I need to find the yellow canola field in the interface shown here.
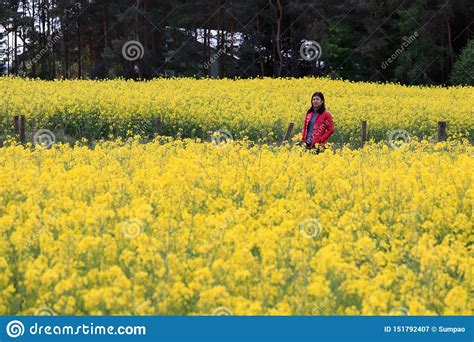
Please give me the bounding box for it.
[0,138,473,315]
[1,77,473,143]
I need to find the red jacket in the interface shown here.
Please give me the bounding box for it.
[301,109,334,147]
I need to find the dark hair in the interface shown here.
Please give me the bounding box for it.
[308,92,326,113]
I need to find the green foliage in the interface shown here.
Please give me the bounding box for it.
[450,40,474,86]
[0,0,472,84]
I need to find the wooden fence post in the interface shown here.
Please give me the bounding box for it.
[437,121,447,142]
[14,116,19,137]
[13,115,26,143]
[154,118,161,136]
[281,122,294,145]
[361,120,367,148]
[19,115,26,143]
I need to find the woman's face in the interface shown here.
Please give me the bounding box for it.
[312,96,323,108]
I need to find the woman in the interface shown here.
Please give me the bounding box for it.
[300,92,334,152]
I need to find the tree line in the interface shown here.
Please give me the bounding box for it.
[1,0,473,85]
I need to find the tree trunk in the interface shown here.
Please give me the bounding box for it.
[14,25,17,75]
[207,28,211,76]
[217,1,223,78]
[275,0,283,77]
[6,24,10,76]
[90,34,94,77]
[446,17,453,71]
[64,12,69,79]
[257,15,265,77]
[78,17,82,78]
[41,0,47,76]
[46,0,52,79]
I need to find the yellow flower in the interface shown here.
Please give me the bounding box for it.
[0,130,472,315]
